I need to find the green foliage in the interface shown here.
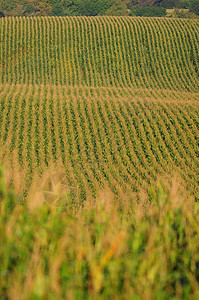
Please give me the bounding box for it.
[0,168,199,298]
[178,0,190,8]
[51,2,65,16]
[31,0,52,16]
[22,3,35,15]
[0,0,16,11]
[50,0,113,16]
[76,0,112,16]
[0,0,52,16]
[0,0,23,16]
[171,7,199,18]
[0,0,197,16]
[154,0,180,8]
[127,0,156,7]
[50,0,79,16]
[138,0,155,6]
[190,0,199,15]
[130,5,166,15]
[105,0,130,15]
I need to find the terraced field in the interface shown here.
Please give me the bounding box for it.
[0,17,198,202]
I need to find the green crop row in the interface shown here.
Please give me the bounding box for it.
[0,17,198,91]
[0,85,198,202]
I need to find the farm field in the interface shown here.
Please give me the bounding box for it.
[0,17,199,90]
[0,16,198,202]
[0,16,199,298]
[0,84,198,203]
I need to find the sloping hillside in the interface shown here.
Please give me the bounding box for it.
[0,17,198,202]
[0,17,198,90]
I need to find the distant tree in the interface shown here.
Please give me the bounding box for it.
[130,4,166,15]
[178,0,190,8]
[0,0,52,16]
[0,0,16,12]
[105,0,130,15]
[138,0,155,6]
[0,11,5,17]
[127,0,155,7]
[190,0,199,15]
[0,0,25,16]
[51,2,65,16]
[154,0,180,8]
[76,0,112,16]
[50,0,80,16]
[155,0,199,13]
[126,0,138,8]
[22,3,35,15]
[0,0,15,15]
[24,0,52,16]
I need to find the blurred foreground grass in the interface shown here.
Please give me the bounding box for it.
[0,168,199,299]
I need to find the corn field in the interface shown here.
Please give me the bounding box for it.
[0,17,198,90]
[0,17,198,202]
[0,84,198,202]
[0,16,199,300]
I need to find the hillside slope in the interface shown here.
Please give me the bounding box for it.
[0,17,199,91]
[0,17,198,202]
[0,85,198,202]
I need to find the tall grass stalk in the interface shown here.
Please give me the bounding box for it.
[0,168,199,299]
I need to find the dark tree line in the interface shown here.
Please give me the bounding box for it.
[0,0,198,17]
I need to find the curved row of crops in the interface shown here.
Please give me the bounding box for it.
[0,17,199,91]
[0,84,198,202]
